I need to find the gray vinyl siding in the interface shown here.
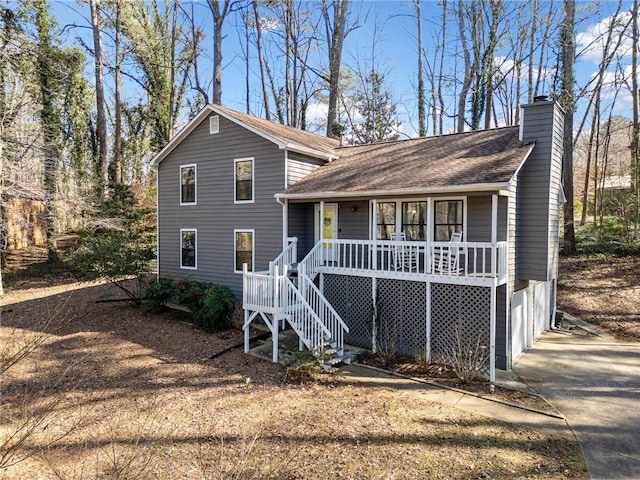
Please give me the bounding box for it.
[338,201,369,239]
[288,202,314,259]
[157,114,286,298]
[466,195,508,242]
[516,101,563,281]
[287,152,325,187]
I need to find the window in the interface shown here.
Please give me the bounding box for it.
[235,229,254,272]
[234,158,254,203]
[209,115,219,134]
[376,202,396,239]
[434,200,463,241]
[180,229,197,269]
[402,201,427,240]
[180,164,196,205]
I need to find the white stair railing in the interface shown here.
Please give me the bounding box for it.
[281,275,332,352]
[297,263,348,352]
[269,237,298,277]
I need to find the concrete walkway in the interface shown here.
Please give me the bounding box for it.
[513,316,640,480]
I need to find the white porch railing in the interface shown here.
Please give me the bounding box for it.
[269,236,298,276]
[300,239,508,283]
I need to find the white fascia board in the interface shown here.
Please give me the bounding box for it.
[275,182,510,201]
[284,144,338,162]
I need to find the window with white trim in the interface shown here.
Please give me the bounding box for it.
[234,158,254,203]
[234,229,254,272]
[209,115,219,134]
[402,201,427,240]
[180,229,197,269]
[180,164,196,205]
[376,202,396,239]
[434,200,464,241]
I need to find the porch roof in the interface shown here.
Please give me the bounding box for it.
[278,126,533,199]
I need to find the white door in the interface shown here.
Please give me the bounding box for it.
[315,203,338,262]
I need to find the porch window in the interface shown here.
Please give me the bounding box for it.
[235,158,254,203]
[376,202,396,239]
[434,200,463,241]
[235,229,254,272]
[402,201,427,240]
[180,229,197,269]
[180,164,196,205]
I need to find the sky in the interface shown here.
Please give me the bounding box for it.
[49,0,637,138]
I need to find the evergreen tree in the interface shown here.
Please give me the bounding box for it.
[352,71,400,145]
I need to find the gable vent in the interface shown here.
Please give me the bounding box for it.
[209,115,219,134]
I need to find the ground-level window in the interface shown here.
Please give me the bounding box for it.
[234,158,254,203]
[235,229,254,272]
[180,164,196,205]
[434,200,463,241]
[402,201,427,240]
[376,202,396,239]
[180,229,197,269]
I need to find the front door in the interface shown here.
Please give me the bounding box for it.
[315,203,338,262]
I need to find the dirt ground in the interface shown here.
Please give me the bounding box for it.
[0,248,590,479]
[557,255,640,341]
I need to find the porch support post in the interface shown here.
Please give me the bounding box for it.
[427,198,433,273]
[282,198,289,251]
[425,280,431,362]
[490,285,496,383]
[371,276,377,353]
[244,308,250,353]
[491,194,498,276]
[371,199,378,270]
[320,201,325,264]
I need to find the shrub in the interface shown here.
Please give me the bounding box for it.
[142,278,236,333]
[575,219,640,256]
[142,278,175,309]
[190,284,236,333]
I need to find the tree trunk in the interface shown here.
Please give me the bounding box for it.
[560,0,576,255]
[632,0,639,237]
[416,0,425,137]
[90,0,109,199]
[456,0,471,132]
[113,0,122,185]
[326,0,349,137]
[252,0,270,120]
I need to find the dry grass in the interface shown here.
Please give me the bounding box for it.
[558,255,640,341]
[0,279,588,480]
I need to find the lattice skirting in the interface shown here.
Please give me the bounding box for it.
[430,284,491,376]
[323,275,492,375]
[324,275,373,349]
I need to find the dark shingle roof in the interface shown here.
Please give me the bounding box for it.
[214,105,340,157]
[281,127,532,197]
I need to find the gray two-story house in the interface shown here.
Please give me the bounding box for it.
[152,99,564,381]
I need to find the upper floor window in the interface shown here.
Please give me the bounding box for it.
[180,164,196,205]
[434,200,463,241]
[180,229,197,269]
[234,158,254,203]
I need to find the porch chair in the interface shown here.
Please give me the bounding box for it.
[390,232,417,271]
[433,231,464,275]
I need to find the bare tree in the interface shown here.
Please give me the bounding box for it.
[324,0,349,136]
[632,0,639,237]
[208,0,242,104]
[90,0,109,199]
[560,0,576,255]
[415,0,425,137]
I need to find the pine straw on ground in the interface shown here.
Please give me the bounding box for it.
[1,281,587,480]
[558,255,640,341]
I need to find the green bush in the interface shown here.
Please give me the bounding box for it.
[575,219,640,256]
[142,278,175,309]
[142,278,236,333]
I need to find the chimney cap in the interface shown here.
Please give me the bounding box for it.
[533,95,549,103]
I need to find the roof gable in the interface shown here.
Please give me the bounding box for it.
[280,127,533,198]
[152,104,340,167]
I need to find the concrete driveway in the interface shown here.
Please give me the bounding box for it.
[513,316,640,480]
